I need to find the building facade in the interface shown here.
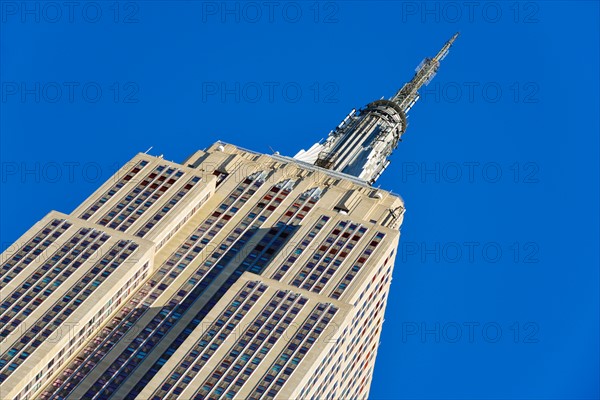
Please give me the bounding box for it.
[0,34,457,400]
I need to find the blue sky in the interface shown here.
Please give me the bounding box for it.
[1,1,598,399]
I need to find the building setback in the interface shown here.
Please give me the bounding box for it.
[0,34,457,400]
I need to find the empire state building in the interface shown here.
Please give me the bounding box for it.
[0,33,458,400]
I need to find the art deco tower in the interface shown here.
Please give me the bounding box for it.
[0,34,457,400]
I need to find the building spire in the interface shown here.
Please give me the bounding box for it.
[294,33,459,184]
[391,32,459,113]
[435,31,460,61]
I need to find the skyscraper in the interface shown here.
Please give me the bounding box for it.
[0,33,457,400]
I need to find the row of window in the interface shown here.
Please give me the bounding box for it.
[96,165,183,232]
[194,290,308,400]
[336,290,386,399]
[247,302,339,400]
[329,232,386,299]
[134,176,202,238]
[79,159,149,220]
[291,221,367,293]
[1,219,71,287]
[24,261,149,400]
[239,188,320,276]
[155,191,211,251]
[0,228,109,340]
[337,286,388,399]
[0,240,138,384]
[303,256,393,400]
[148,281,268,399]
[270,214,330,281]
